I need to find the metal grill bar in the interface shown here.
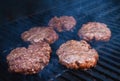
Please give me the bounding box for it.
[60,72,81,81]
[85,2,113,15]
[98,49,119,61]
[105,9,120,20]
[98,5,120,17]
[70,70,93,81]
[100,47,120,56]
[98,61,120,75]
[100,55,119,68]
[94,65,120,80]
[105,44,120,55]
[84,70,109,81]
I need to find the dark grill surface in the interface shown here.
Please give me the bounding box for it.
[0,0,120,81]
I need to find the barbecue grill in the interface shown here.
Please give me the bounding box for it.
[0,0,120,81]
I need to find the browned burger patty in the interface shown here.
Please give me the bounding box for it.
[48,16,76,32]
[57,40,98,69]
[78,22,111,41]
[7,42,52,74]
[21,27,58,44]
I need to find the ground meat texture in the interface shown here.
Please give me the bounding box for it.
[78,22,111,41]
[57,40,99,69]
[7,42,52,74]
[21,27,58,44]
[48,16,76,32]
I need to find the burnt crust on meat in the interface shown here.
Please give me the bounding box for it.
[7,42,52,74]
[57,40,99,69]
[78,22,111,41]
[21,27,59,44]
[48,16,76,32]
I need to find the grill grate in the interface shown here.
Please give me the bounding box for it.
[0,0,120,81]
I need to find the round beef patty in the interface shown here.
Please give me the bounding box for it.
[78,22,111,41]
[48,16,76,32]
[7,42,52,74]
[57,40,99,69]
[21,27,58,44]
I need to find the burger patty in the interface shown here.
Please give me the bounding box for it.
[57,40,99,69]
[48,16,76,32]
[78,22,111,41]
[21,27,58,44]
[7,42,52,74]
